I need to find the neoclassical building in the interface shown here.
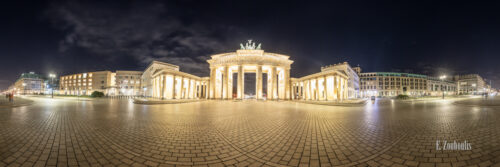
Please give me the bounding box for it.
[58,40,350,101]
[143,61,209,99]
[291,68,349,101]
[145,40,349,101]
[206,40,293,100]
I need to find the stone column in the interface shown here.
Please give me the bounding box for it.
[185,78,189,99]
[309,80,313,100]
[203,82,207,98]
[223,66,229,99]
[303,80,309,100]
[335,76,340,100]
[285,69,290,100]
[303,81,307,100]
[228,70,233,99]
[191,79,195,99]
[215,69,222,99]
[162,75,166,99]
[152,76,155,98]
[196,82,200,99]
[325,76,331,101]
[203,82,207,99]
[267,70,273,100]
[256,65,262,100]
[271,66,277,100]
[194,82,197,99]
[237,65,244,99]
[189,79,193,99]
[299,82,303,100]
[199,82,202,98]
[345,79,348,100]
[210,67,216,99]
[187,78,192,99]
[323,75,328,101]
[153,77,158,98]
[155,76,159,98]
[172,75,176,99]
[180,77,184,99]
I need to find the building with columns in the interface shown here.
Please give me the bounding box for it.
[203,40,350,101]
[206,40,293,100]
[291,69,349,101]
[56,40,352,101]
[320,62,360,99]
[143,61,209,99]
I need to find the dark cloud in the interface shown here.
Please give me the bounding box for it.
[1,0,500,91]
[46,1,231,76]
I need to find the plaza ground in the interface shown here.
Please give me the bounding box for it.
[0,97,500,166]
[0,96,33,108]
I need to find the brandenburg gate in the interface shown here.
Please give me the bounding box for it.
[207,40,293,100]
[148,40,349,101]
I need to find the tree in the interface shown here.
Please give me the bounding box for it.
[90,91,105,98]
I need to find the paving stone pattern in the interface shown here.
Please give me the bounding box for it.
[0,99,500,167]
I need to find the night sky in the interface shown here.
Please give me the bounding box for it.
[1,0,500,90]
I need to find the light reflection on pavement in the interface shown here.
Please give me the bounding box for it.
[0,97,499,166]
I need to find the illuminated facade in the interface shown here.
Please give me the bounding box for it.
[360,72,428,97]
[320,62,360,99]
[56,40,351,101]
[427,77,457,96]
[9,72,46,95]
[206,40,293,100]
[114,70,142,96]
[360,72,459,97]
[144,40,349,101]
[144,61,209,99]
[291,69,349,101]
[60,71,114,95]
[454,74,491,95]
[202,40,348,101]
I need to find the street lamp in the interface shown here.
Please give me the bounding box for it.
[49,74,56,98]
[22,83,26,95]
[439,75,446,99]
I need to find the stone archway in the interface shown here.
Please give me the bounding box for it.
[206,40,293,100]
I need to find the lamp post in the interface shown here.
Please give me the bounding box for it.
[439,75,446,99]
[22,83,26,95]
[49,74,56,98]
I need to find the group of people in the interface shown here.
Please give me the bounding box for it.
[5,93,14,102]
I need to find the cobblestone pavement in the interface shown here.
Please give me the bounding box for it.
[0,98,500,167]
